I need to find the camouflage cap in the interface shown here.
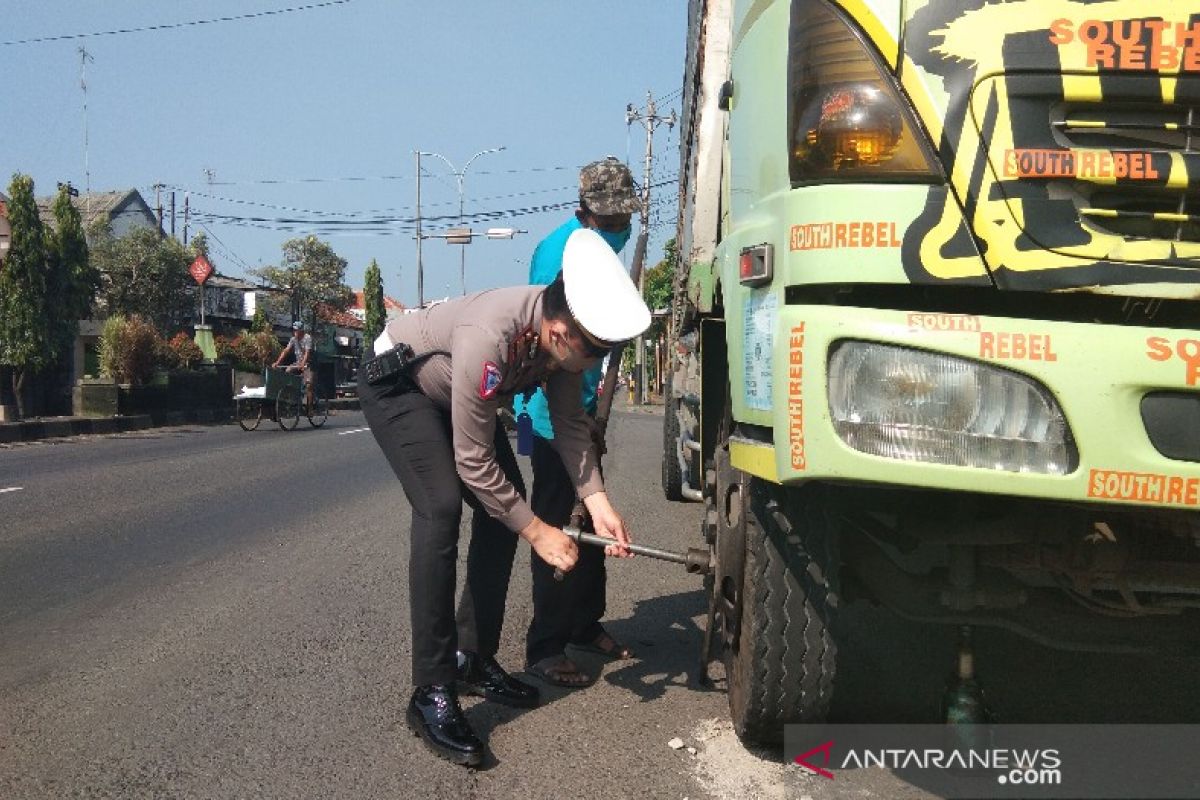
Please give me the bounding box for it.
[579,157,641,216]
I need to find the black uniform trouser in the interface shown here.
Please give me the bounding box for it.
[359,375,523,687]
[525,435,606,666]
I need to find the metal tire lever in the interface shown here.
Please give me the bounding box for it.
[553,526,713,581]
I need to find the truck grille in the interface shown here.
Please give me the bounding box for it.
[974,72,1200,268]
[1054,104,1200,243]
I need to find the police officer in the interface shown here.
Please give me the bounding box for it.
[358,229,650,767]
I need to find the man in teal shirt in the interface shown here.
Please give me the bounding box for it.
[517,157,640,686]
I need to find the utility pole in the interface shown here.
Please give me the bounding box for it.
[78,47,94,217]
[154,183,164,234]
[414,151,424,307]
[626,91,676,405]
[170,191,176,239]
[183,193,190,245]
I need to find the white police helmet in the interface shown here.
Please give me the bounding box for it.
[561,228,650,343]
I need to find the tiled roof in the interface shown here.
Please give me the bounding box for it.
[351,289,405,311]
[317,302,364,330]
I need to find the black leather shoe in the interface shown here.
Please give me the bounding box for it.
[457,651,540,708]
[406,684,484,767]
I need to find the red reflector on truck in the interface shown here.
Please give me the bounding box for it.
[739,244,773,286]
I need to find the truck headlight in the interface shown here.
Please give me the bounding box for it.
[828,341,1075,474]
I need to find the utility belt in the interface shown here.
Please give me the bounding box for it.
[362,329,445,391]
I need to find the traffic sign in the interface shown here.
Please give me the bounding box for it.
[189,255,213,285]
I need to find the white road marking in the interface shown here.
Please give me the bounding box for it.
[338,427,371,436]
[1,486,24,494]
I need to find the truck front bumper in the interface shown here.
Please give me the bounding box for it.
[735,304,1200,511]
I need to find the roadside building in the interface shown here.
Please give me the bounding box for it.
[36,188,160,237]
[347,289,406,324]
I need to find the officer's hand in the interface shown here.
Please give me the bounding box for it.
[582,492,632,558]
[522,519,579,572]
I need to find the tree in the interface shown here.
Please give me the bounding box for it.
[252,235,353,328]
[46,184,98,362]
[642,237,676,336]
[620,238,677,377]
[363,258,385,349]
[250,306,272,334]
[189,231,209,258]
[643,249,674,311]
[91,225,193,331]
[0,174,51,418]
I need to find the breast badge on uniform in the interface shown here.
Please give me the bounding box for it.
[479,361,503,400]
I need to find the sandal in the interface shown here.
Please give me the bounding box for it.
[571,631,635,660]
[526,655,593,688]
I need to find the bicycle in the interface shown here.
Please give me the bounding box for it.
[235,367,305,431]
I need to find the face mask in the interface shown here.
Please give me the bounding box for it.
[597,225,632,253]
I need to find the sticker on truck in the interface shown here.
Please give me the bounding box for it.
[788,323,807,471]
[743,292,778,411]
[1088,469,1200,507]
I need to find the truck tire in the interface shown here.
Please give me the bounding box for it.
[726,478,838,744]
[661,374,684,501]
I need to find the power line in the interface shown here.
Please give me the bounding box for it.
[195,221,252,273]
[205,164,582,187]
[212,174,408,187]
[655,86,684,105]
[155,181,588,219]
[2,0,354,46]
[188,199,580,232]
[186,178,678,232]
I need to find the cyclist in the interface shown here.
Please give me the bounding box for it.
[273,320,314,413]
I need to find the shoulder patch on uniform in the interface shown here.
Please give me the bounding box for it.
[479,361,503,400]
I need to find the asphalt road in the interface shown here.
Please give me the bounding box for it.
[3,403,1200,799]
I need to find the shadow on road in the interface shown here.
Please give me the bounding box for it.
[592,589,723,703]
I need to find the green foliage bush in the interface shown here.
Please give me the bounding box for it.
[216,331,281,373]
[163,332,205,370]
[99,314,162,385]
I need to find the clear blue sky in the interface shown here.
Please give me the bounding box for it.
[0,0,687,306]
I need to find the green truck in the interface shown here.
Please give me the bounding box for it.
[665,0,1200,744]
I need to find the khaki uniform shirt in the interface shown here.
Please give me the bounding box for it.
[380,285,603,532]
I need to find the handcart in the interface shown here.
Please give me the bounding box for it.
[235,367,328,431]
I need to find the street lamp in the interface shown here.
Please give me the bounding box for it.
[422,227,527,242]
[415,146,506,299]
